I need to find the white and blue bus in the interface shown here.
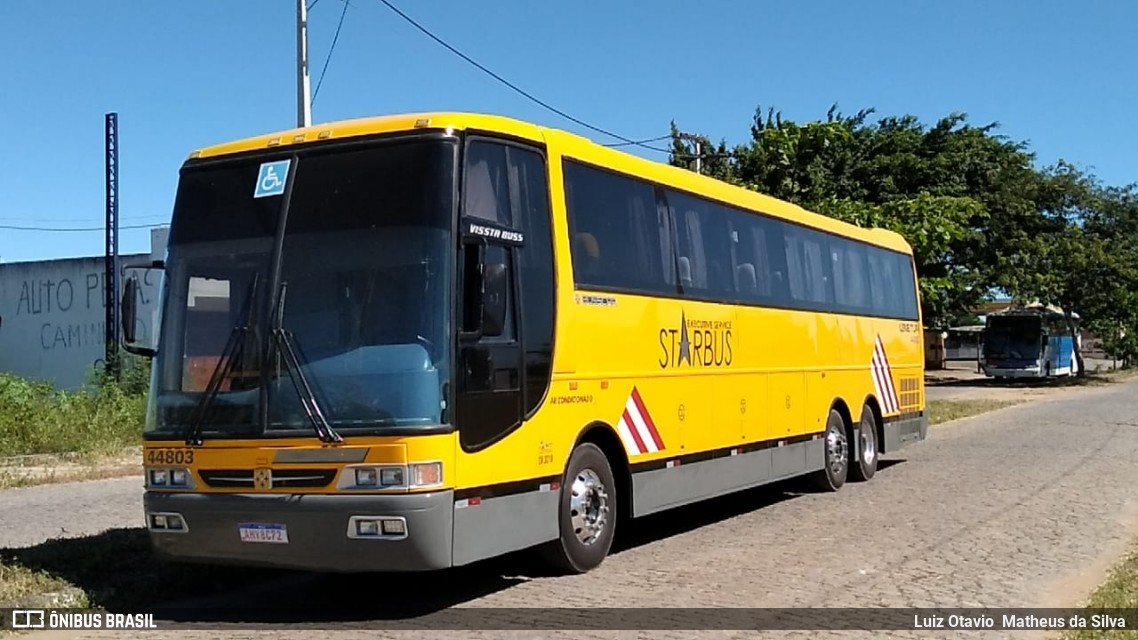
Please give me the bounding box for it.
[982,307,1077,379]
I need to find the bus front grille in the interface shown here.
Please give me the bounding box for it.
[199,469,337,489]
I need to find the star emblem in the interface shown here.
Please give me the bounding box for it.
[678,310,691,366]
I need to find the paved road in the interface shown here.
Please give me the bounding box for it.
[6,380,1138,639]
[0,476,142,547]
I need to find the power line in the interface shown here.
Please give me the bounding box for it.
[0,223,157,233]
[0,215,168,223]
[312,0,351,103]
[604,134,673,148]
[373,0,671,154]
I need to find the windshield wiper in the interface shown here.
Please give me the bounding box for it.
[270,282,343,444]
[184,274,261,446]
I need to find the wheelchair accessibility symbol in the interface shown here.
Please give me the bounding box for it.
[254,160,291,198]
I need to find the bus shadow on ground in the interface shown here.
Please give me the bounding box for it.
[1,460,906,625]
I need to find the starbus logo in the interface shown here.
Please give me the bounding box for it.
[657,311,733,369]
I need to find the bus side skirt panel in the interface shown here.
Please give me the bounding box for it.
[630,438,824,518]
[882,412,928,453]
[451,489,559,566]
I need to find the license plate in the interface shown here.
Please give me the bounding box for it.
[238,523,289,544]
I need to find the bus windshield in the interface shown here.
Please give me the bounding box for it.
[149,139,456,438]
[984,316,1043,361]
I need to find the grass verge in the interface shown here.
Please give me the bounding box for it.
[927,398,1021,425]
[0,528,282,612]
[0,371,147,459]
[1061,543,1138,639]
[1069,367,1138,386]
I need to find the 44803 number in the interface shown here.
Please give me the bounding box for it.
[147,448,195,465]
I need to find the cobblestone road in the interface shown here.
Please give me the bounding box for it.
[7,380,1138,640]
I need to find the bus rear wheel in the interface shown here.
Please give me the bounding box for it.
[811,409,849,492]
[849,403,878,482]
[539,443,617,574]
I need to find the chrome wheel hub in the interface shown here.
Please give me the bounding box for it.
[861,421,876,465]
[827,423,848,476]
[569,468,609,545]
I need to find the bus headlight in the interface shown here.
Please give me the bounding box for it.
[347,516,408,539]
[355,467,378,486]
[148,512,188,533]
[340,463,443,490]
[147,468,194,489]
[379,467,404,487]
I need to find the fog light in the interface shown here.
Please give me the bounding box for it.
[149,469,168,486]
[381,518,406,536]
[170,469,188,486]
[166,514,184,530]
[355,468,377,486]
[356,519,380,536]
[151,514,167,529]
[379,467,404,487]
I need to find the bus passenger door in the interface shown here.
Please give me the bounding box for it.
[456,242,522,451]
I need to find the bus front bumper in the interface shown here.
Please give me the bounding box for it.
[144,490,454,572]
[984,366,1041,378]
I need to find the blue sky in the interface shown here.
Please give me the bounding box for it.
[2,0,1135,263]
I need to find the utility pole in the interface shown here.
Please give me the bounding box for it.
[296,0,312,127]
[676,132,703,174]
[104,112,120,379]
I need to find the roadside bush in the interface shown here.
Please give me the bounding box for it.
[0,364,148,459]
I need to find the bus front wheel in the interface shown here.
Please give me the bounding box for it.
[811,409,849,492]
[540,443,617,573]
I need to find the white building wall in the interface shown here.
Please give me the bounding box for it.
[0,230,166,389]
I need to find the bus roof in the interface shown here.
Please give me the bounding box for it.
[191,111,913,255]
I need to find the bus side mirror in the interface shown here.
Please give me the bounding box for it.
[482,262,507,338]
[121,275,139,344]
[120,261,161,358]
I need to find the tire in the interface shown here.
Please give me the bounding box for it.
[811,409,849,492]
[849,404,878,482]
[539,443,617,574]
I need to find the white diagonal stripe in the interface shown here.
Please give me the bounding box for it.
[873,337,899,413]
[616,415,641,454]
[876,336,901,412]
[870,348,890,412]
[626,396,660,453]
[871,337,897,413]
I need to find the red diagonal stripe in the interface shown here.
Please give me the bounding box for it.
[622,408,647,454]
[876,337,900,411]
[870,337,897,413]
[630,387,665,450]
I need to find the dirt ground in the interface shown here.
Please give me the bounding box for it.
[0,448,141,488]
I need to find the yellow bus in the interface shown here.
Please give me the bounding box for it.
[122,112,926,574]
